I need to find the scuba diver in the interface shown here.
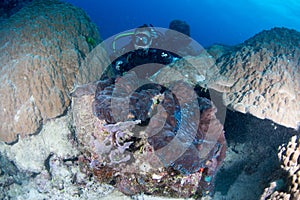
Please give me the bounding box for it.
[102,24,181,79]
[101,20,199,80]
[94,22,222,198]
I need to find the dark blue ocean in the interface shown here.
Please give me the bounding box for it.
[63,0,300,47]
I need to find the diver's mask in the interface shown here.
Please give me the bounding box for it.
[134,33,152,49]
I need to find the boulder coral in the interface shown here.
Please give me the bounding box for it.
[152,27,300,130]
[212,27,300,130]
[0,0,104,143]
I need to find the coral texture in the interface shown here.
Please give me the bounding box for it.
[72,72,226,198]
[261,135,300,200]
[152,27,300,130]
[0,0,102,143]
[212,27,300,129]
[0,152,116,200]
[0,116,78,173]
[150,52,219,90]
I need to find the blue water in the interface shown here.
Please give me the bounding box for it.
[63,0,300,47]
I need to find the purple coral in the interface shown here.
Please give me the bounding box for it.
[90,120,140,165]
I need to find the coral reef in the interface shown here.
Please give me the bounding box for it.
[0,152,116,199]
[152,27,300,130]
[261,135,300,200]
[150,51,219,90]
[72,71,226,198]
[1,3,299,198]
[212,27,300,129]
[0,0,102,143]
[0,116,78,173]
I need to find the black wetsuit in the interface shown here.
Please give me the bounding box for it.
[102,48,180,79]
